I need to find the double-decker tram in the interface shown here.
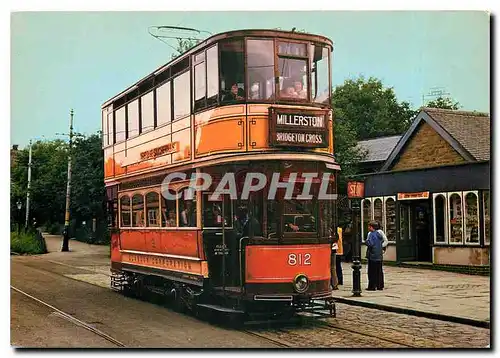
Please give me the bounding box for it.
[102,29,339,323]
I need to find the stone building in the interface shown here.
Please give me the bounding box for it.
[355,108,490,268]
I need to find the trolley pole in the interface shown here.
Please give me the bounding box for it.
[25,139,32,229]
[351,199,362,297]
[61,109,74,252]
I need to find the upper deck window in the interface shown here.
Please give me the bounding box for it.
[115,106,126,143]
[220,40,244,103]
[141,91,154,133]
[127,99,140,138]
[174,72,190,120]
[310,45,330,104]
[156,81,171,127]
[193,44,219,112]
[277,41,308,101]
[247,39,275,101]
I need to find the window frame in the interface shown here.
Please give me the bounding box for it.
[383,196,396,243]
[202,192,233,230]
[463,190,480,245]
[119,194,132,228]
[432,192,448,245]
[127,99,140,139]
[245,37,277,103]
[145,191,160,227]
[483,190,490,246]
[155,80,172,129]
[275,39,311,103]
[361,198,372,242]
[140,90,155,134]
[447,191,464,245]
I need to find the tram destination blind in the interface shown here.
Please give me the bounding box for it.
[269,108,329,148]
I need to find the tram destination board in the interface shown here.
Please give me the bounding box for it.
[269,107,329,148]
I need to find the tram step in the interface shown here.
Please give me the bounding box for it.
[196,303,245,314]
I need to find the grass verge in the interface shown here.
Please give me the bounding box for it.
[11,230,48,255]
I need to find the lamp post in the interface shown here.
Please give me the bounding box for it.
[351,199,362,297]
[347,181,364,297]
[16,200,22,235]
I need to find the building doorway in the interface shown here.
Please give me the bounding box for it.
[397,199,432,262]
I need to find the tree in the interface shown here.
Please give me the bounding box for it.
[332,76,417,189]
[11,140,68,227]
[426,96,461,110]
[333,77,417,141]
[171,38,199,60]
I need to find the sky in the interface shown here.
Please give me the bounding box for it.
[10,11,490,147]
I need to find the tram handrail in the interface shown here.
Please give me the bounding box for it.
[239,236,249,291]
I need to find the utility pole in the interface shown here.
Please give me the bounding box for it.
[25,139,32,228]
[61,109,74,252]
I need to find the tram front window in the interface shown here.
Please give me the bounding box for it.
[283,199,317,233]
[219,40,245,103]
[247,39,275,100]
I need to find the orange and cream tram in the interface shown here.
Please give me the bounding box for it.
[102,29,339,322]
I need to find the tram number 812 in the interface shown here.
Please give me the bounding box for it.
[288,253,312,266]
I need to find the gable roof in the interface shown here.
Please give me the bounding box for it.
[357,135,402,163]
[423,108,491,161]
[381,108,490,171]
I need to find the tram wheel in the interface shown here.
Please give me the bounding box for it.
[171,287,186,313]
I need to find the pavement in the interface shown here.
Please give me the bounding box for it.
[32,235,492,326]
[333,261,490,326]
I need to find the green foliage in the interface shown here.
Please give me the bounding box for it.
[11,229,47,255]
[426,96,461,110]
[333,77,417,141]
[171,38,199,60]
[10,133,107,238]
[332,76,417,188]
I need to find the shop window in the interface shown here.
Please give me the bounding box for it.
[247,39,274,101]
[127,99,139,138]
[179,188,197,228]
[120,195,131,227]
[448,192,463,244]
[220,40,245,103]
[132,194,145,227]
[115,106,126,142]
[202,193,232,228]
[141,91,154,133]
[310,45,330,103]
[373,198,383,226]
[156,81,171,126]
[361,198,372,242]
[161,194,177,227]
[173,72,190,120]
[384,197,396,242]
[483,190,490,245]
[145,192,160,227]
[464,191,479,244]
[400,205,410,241]
[433,193,447,244]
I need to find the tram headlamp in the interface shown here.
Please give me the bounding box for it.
[293,274,309,293]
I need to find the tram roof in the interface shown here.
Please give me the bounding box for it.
[101,28,333,108]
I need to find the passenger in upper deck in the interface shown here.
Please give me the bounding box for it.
[223,83,245,102]
[293,80,307,99]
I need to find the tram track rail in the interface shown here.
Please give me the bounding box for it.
[11,285,126,348]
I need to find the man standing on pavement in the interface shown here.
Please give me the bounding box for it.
[330,228,339,290]
[366,221,383,291]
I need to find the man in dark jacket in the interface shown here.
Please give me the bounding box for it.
[366,221,383,291]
